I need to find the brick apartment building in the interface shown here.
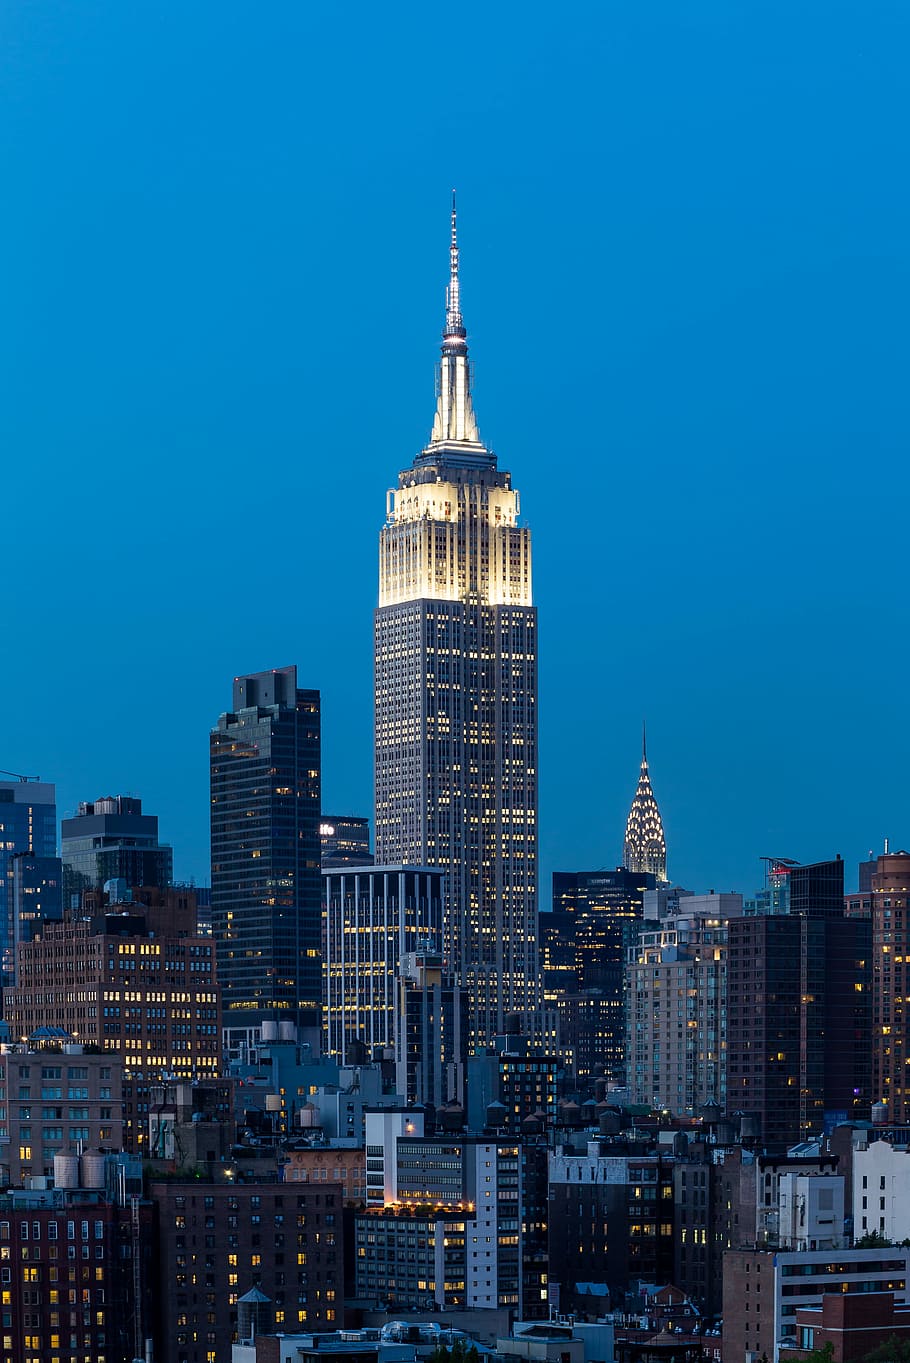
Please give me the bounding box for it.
[4,910,220,1085]
[282,1146,365,1203]
[0,1188,154,1363]
[0,1046,123,1186]
[150,1180,343,1363]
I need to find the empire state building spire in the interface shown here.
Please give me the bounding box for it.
[430,193,481,447]
[376,199,538,1048]
[623,724,668,881]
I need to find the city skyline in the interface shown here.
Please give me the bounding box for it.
[1,3,908,897]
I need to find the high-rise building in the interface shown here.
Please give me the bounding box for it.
[7,849,62,977]
[0,777,57,979]
[374,203,538,1048]
[548,1143,676,1312]
[626,893,742,1114]
[321,864,444,1063]
[4,908,220,1085]
[543,867,656,1084]
[210,667,322,1045]
[61,794,173,910]
[395,945,469,1106]
[867,849,910,1121]
[744,858,795,915]
[319,814,372,866]
[622,728,668,881]
[726,859,872,1147]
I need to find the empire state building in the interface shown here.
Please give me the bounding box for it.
[374,203,539,1048]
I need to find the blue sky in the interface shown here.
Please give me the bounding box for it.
[1,1,907,896]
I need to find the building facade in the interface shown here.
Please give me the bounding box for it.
[210,667,322,1045]
[0,1188,154,1363]
[4,910,220,1088]
[853,1139,910,1241]
[544,868,656,1084]
[7,851,62,981]
[360,1116,545,1316]
[0,1046,123,1187]
[867,850,910,1120]
[321,865,444,1064]
[0,779,57,983]
[319,817,372,867]
[374,204,538,1048]
[548,1143,675,1311]
[626,894,741,1114]
[395,946,469,1107]
[150,1179,342,1363]
[61,795,173,911]
[726,860,872,1147]
[722,1246,910,1363]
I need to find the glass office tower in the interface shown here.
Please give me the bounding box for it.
[210,666,321,1047]
[0,778,57,981]
[61,795,173,909]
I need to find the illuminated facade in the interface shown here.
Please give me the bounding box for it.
[4,910,220,1087]
[623,727,668,881]
[321,864,444,1063]
[374,203,538,1048]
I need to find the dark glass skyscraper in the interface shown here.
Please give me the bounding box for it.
[61,795,173,909]
[210,666,321,1045]
[543,867,656,1082]
[726,857,872,1146]
[0,778,57,981]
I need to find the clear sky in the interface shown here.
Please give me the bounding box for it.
[1,1,907,897]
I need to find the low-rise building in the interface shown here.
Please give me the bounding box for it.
[853,1139,910,1241]
[723,1246,910,1363]
[783,1291,910,1362]
[0,1044,123,1186]
[283,1144,366,1203]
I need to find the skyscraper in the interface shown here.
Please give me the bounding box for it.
[867,849,910,1121]
[726,858,871,1146]
[210,667,321,1045]
[622,727,668,881]
[543,867,656,1083]
[0,776,57,980]
[374,202,539,1048]
[61,794,173,908]
[321,863,445,1062]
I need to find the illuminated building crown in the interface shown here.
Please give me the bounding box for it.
[623,724,668,882]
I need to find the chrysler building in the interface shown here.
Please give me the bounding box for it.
[374,201,539,1048]
[623,726,669,882]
